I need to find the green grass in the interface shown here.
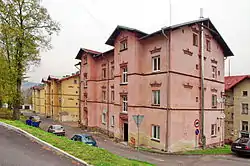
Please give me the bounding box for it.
[179,145,231,155]
[0,119,153,166]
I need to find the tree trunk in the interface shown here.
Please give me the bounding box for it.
[13,77,21,120]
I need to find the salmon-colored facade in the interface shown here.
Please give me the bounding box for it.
[76,18,234,152]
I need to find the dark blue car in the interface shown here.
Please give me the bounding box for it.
[71,134,97,147]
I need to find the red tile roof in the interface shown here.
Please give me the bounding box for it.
[225,75,250,90]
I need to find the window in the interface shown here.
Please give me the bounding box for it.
[76,91,78,94]
[102,113,106,124]
[122,95,128,112]
[242,103,248,115]
[152,125,160,140]
[242,121,248,131]
[102,91,106,101]
[102,68,106,79]
[243,91,248,97]
[111,115,115,127]
[231,113,234,120]
[83,56,87,64]
[111,66,114,79]
[152,90,160,105]
[122,67,128,84]
[120,39,127,51]
[193,33,198,46]
[74,80,77,84]
[152,56,160,72]
[211,124,217,136]
[212,66,217,79]
[212,94,217,108]
[111,90,115,102]
[206,39,211,51]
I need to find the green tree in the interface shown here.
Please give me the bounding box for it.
[0,0,60,119]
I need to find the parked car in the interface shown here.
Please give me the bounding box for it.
[31,115,41,122]
[231,137,250,155]
[47,125,65,136]
[71,134,97,147]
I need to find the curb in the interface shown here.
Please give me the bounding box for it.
[0,122,91,166]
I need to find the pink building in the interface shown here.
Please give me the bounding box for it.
[75,18,234,152]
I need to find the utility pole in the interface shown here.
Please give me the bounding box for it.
[199,8,206,149]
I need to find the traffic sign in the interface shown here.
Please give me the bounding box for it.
[133,115,144,127]
[195,129,200,135]
[194,119,199,128]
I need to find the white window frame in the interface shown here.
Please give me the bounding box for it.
[152,125,160,140]
[102,113,106,124]
[122,67,128,84]
[102,91,106,101]
[206,39,211,52]
[111,115,115,127]
[212,66,217,79]
[242,121,249,131]
[152,56,160,72]
[120,40,127,51]
[102,68,106,79]
[152,90,160,105]
[211,124,217,136]
[122,96,128,113]
[111,90,115,102]
[212,94,217,108]
[242,103,248,115]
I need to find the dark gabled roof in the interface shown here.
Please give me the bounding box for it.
[105,25,148,46]
[58,73,80,82]
[75,48,102,60]
[47,75,61,81]
[225,75,250,91]
[93,49,114,58]
[140,18,234,57]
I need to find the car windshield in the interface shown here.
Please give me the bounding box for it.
[53,125,63,130]
[238,138,249,144]
[84,136,95,142]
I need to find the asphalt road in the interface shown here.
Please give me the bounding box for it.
[0,125,83,166]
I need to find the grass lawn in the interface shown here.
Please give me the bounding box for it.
[179,145,231,155]
[0,119,153,166]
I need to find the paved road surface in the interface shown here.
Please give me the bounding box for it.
[0,125,83,166]
[22,111,250,166]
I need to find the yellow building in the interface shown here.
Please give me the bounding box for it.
[41,73,80,122]
[225,75,250,143]
[31,85,45,114]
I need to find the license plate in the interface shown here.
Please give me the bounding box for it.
[235,146,242,149]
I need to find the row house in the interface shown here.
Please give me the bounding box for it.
[32,73,80,122]
[32,85,45,114]
[224,75,250,143]
[76,18,234,152]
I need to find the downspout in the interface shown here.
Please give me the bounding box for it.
[102,54,110,136]
[75,63,82,126]
[162,28,171,152]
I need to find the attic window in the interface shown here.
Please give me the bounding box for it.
[193,33,198,46]
[120,39,127,52]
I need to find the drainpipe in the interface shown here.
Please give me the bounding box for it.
[75,63,82,127]
[162,28,171,152]
[102,54,110,136]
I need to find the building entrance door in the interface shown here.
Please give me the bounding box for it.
[124,123,128,142]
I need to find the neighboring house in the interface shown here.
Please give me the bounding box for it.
[76,18,234,152]
[224,75,250,142]
[31,85,45,114]
[41,73,80,122]
[58,74,80,122]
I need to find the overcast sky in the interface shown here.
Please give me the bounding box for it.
[27,0,250,83]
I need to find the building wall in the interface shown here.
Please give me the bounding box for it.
[40,89,46,115]
[225,89,234,142]
[232,79,250,140]
[80,24,226,152]
[59,75,80,122]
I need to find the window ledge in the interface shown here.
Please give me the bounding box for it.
[152,70,161,73]
[151,104,160,107]
[102,122,106,125]
[120,83,128,86]
[111,125,114,127]
[121,111,128,114]
[212,106,217,108]
[120,48,128,52]
[211,135,217,138]
[151,138,160,143]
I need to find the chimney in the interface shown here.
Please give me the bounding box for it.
[200,8,204,19]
